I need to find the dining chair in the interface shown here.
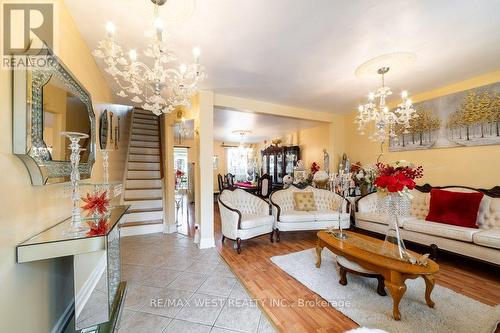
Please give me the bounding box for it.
[256,173,272,199]
[225,173,235,188]
[217,174,224,192]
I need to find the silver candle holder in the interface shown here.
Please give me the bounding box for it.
[61,131,90,237]
[330,171,352,240]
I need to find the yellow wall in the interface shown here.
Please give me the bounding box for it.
[296,123,331,171]
[0,1,122,332]
[344,71,500,188]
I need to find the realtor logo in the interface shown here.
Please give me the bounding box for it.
[3,3,53,55]
[2,2,56,69]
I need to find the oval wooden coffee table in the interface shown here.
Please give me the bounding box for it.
[315,230,439,320]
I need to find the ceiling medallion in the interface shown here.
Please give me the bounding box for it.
[355,60,417,142]
[93,0,206,116]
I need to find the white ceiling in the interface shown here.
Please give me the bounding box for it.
[65,0,500,114]
[213,108,325,143]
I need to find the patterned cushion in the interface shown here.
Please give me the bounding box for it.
[293,192,317,211]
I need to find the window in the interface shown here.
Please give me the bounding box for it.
[226,147,253,182]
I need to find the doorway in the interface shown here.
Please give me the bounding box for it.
[173,147,191,235]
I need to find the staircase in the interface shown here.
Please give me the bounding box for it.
[121,109,165,236]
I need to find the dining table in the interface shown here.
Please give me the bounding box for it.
[234,181,260,192]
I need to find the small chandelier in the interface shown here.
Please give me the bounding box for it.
[233,130,251,156]
[93,0,206,116]
[355,67,417,142]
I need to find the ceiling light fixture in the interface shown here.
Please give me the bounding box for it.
[355,66,417,142]
[93,0,206,116]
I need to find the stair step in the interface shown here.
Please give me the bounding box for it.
[128,162,160,170]
[129,154,160,162]
[133,115,158,123]
[124,188,163,199]
[133,123,158,130]
[125,210,163,223]
[128,208,163,214]
[132,135,159,142]
[124,199,163,210]
[121,219,163,228]
[134,109,156,116]
[131,141,159,148]
[129,147,160,155]
[127,170,161,179]
[132,128,158,136]
[125,179,162,189]
[133,119,158,126]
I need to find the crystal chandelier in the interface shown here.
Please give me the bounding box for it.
[93,0,206,116]
[355,67,417,142]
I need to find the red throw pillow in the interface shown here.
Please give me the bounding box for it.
[426,189,483,228]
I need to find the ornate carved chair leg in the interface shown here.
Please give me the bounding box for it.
[275,228,280,242]
[338,265,348,286]
[430,244,438,261]
[270,230,274,243]
[236,238,242,254]
[376,276,387,296]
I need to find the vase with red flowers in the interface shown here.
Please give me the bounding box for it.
[374,160,423,261]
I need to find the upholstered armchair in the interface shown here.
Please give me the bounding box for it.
[218,189,274,253]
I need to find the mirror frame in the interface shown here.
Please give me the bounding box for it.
[13,50,96,185]
[99,109,109,150]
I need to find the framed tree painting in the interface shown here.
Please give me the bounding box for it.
[389,82,500,151]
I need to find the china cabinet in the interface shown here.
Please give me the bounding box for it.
[261,145,300,188]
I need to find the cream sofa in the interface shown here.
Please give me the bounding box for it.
[270,185,351,241]
[218,189,274,253]
[355,186,500,265]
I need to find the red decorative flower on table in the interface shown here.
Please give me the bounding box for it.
[310,162,320,174]
[81,191,110,216]
[374,160,423,194]
[175,169,185,178]
[87,218,109,236]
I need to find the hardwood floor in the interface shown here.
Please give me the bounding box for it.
[212,206,500,333]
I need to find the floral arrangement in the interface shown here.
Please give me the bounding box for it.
[175,169,185,178]
[374,160,423,195]
[310,162,320,174]
[350,162,375,187]
[81,191,110,217]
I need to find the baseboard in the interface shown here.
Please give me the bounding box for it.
[75,253,107,318]
[120,223,164,237]
[199,237,215,249]
[51,301,74,333]
[163,223,177,234]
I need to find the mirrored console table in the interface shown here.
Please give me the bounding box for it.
[17,205,130,332]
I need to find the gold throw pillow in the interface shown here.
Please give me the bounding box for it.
[293,192,317,211]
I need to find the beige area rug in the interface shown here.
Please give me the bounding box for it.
[271,248,500,333]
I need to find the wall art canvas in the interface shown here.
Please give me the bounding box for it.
[388,82,500,151]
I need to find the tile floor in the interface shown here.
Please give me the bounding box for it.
[118,232,276,333]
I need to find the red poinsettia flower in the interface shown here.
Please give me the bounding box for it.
[81,191,110,216]
[87,218,109,236]
[374,161,423,193]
